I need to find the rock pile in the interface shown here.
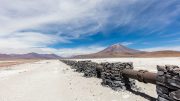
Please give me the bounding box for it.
[100,62,137,91]
[156,65,180,101]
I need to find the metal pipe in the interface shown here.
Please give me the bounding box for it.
[122,69,157,84]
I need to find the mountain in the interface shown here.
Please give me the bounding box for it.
[135,50,180,57]
[74,44,143,58]
[0,53,61,60]
[97,43,141,54]
[74,44,180,58]
[0,54,12,59]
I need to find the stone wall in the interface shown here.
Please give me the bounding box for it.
[60,59,180,101]
[100,62,137,91]
[61,60,99,78]
[60,60,137,91]
[156,65,180,101]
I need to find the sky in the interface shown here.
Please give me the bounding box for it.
[0,0,180,57]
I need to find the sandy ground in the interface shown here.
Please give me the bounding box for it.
[0,58,179,101]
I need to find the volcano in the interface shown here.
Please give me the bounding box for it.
[74,43,180,58]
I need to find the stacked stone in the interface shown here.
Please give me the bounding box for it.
[83,61,99,77]
[60,60,78,69]
[74,61,88,72]
[101,62,136,91]
[156,65,180,101]
[60,60,100,78]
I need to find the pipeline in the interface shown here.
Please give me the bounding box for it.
[60,60,180,101]
[122,69,157,84]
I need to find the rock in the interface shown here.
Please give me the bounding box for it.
[100,62,137,91]
[156,65,180,101]
[169,90,180,100]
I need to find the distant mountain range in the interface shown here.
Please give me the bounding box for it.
[0,52,61,60]
[1,44,180,59]
[74,43,180,58]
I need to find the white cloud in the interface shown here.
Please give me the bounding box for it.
[1,0,178,37]
[0,0,103,34]
[0,0,107,54]
[140,46,180,52]
[56,46,106,57]
[0,0,117,56]
[121,42,133,46]
[0,46,106,57]
[0,0,179,56]
[0,32,68,49]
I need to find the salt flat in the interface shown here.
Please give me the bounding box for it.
[0,58,179,101]
[75,57,180,72]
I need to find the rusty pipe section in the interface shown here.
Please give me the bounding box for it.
[122,69,157,84]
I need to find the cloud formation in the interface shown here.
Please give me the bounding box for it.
[0,0,179,56]
[56,45,106,57]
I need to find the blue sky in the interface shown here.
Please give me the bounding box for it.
[0,0,180,56]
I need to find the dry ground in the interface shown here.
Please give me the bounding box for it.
[0,58,179,101]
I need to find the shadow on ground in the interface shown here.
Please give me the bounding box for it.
[128,89,156,101]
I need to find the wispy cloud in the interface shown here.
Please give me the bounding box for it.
[1,0,179,37]
[0,45,106,57]
[56,45,106,57]
[121,42,133,46]
[0,0,179,56]
[0,32,68,49]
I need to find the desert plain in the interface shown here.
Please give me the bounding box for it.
[0,57,180,101]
